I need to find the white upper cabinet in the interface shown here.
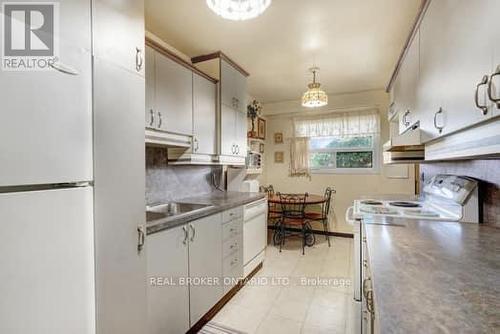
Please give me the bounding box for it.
[155,53,193,135]
[395,30,420,135]
[0,0,92,186]
[418,0,493,139]
[93,0,145,75]
[221,104,237,156]
[221,59,248,113]
[489,0,500,117]
[193,73,217,155]
[235,111,248,157]
[145,46,156,129]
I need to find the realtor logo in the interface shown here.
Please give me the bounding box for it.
[1,2,59,71]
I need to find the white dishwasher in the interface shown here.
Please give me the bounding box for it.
[243,198,268,277]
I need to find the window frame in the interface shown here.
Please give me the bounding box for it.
[309,134,381,174]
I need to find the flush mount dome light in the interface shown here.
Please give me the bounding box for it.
[206,0,272,21]
[302,67,328,108]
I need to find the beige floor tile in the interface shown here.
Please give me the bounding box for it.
[303,302,347,330]
[269,296,311,321]
[256,314,302,334]
[212,304,268,334]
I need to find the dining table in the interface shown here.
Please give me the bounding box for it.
[267,193,327,205]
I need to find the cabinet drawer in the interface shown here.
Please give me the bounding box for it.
[244,199,267,220]
[222,206,243,223]
[223,238,240,259]
[222,219,242,241]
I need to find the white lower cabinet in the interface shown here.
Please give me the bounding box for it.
[188,214,224,325]
[147,213,225,333]
[147,225,190,334]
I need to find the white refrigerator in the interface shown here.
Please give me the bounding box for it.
[0,0,95,331]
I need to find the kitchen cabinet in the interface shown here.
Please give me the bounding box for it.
[235,111,248,157]
[394,30,419,135]
[93,58,147,334]
[221,60,247,113]
[155,51,193,135]
[145,45,156,129]
[147,225,190,334]
[417,0,493,139]
[0,0,92,187]
[490,0,500,117]
[188,214,224,325]
[193,73,217,155]
[222,207,244,294]
[93,0,145,76]
[221,105,247,157]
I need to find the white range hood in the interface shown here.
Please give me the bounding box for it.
[383,122,425,164]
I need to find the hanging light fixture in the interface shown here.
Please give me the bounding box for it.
[302,67,328,108]
[206,0,271,21]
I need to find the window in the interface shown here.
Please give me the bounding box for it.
[293,110,380,174]
[309,135,379,173]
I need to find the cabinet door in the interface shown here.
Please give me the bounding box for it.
[193,73,217,155]
[145,46,156,129]
[420,0,492,138]
[397,30,419,135]
[221,104,236,156]
[93,0,145,76]
[221,59,236,108]
[234,72,248,113]
[235,111,248,157]
[155,54,193,135]
[93,60,147,334]
[188,214,223,325]
[490,0,500,117]
[147,226,190,334]
[0,0,92,186]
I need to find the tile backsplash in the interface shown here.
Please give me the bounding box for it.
[420,160,500,226]
[146,147,224,205]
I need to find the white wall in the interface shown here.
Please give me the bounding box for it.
[261,89,415,234]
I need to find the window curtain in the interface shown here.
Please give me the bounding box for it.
[288,109,380,178]
[293,109,380,138]
[289,137,310,178]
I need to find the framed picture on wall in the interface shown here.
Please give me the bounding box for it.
[257,118,266,139]
[274,151,284,163]
[274,132,283,144]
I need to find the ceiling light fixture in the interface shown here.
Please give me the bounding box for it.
[206,0,271,21]
[302,67,328,108]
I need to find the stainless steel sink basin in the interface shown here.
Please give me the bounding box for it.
[146,202,213,222]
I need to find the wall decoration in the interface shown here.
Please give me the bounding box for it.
[259,143,265,153]
[274,151,284,163]
[257,117,266,139]
[274,132,283,144]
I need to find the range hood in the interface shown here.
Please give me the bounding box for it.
[383,122,425,164]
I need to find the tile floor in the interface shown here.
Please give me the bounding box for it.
[212,234,357,334]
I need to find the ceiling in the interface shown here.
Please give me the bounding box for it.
[146,0,422,103]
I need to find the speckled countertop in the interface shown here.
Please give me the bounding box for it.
[364,218,500,333]
[146,191,266,235]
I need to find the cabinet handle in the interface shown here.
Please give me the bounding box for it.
[475,75,489,115]
[488,66,500,108]
[137,225,146,252]
[402,110,411,127]
[362,277,371,298]
[231,144,236,154]
[366,289,374,315]
[236,145,240,155]
[136,47,144,72]
[157,112,162,128]
[149,109,155,127]
[182,226,188,245]
[433,107,444,134]
[48,61,79,75]
[189,224,195,242]
[193,138,199,152]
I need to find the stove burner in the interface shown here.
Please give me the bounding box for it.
[361,200,383,206]
[388,201,422,208]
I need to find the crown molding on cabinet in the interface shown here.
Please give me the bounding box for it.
[385,0,431,93]
[145,37,218,84]
[192,51,250,78]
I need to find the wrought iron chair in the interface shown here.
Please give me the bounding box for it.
[260,185,281,226]
[305,187,336,247]
[273,192,315,255]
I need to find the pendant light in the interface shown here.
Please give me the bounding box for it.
[206,0,272,21]
[302,67,328,108]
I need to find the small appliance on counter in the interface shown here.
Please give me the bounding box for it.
[226,167,260,192]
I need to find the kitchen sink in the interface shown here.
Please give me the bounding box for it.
[146,202,213,222]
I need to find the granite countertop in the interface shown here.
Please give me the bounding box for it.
[364,218,500,333]
[146,191,266,235]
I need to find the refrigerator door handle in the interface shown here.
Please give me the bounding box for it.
[137,225,146,252]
